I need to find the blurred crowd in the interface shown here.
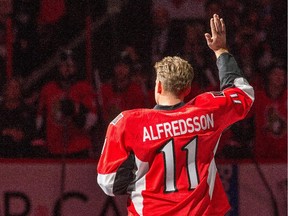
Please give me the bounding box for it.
[0,0,286,161]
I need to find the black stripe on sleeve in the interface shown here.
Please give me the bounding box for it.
[217,53,244,90]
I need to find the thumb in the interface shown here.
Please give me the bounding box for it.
[204,33,212,44]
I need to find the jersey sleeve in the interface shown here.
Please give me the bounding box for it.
[97,112,136,196]
[190,53,254,130]
[223,78,254,126]
[217,53,254,126]
[217,52,244,90]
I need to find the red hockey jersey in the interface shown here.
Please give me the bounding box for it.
[97,54,254,216]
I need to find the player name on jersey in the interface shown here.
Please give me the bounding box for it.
[143,113,214,142]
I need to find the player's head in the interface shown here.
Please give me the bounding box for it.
[154,56,194,101]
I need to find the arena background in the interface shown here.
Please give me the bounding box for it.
[0,0,286,215]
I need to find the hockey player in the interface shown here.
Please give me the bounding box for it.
[97,14,254,215]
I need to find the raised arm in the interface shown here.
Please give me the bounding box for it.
[205,14,247,90]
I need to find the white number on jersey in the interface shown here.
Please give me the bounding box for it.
[159,136,199,193]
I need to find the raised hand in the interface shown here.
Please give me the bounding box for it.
[205,14,228,57]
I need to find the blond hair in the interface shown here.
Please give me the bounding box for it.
[154,56,194,96]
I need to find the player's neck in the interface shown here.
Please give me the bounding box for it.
[157,95,184,106]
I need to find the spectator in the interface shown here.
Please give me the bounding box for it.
[222,0,243,44]
[13,0,40,77]
[120,44,152,107]
[153,0,206,21]
[0,78,34,157]
[120,44,145,74]
[150,6,174,64]
[100,59,147,126]
[233,25,264,85]
[36,0,66,61]
[241,7,263,41]
[35,49,98,158]
[235,43,264,91]
[253,62,287,161]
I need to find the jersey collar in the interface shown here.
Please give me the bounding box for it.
[153,102,185,110]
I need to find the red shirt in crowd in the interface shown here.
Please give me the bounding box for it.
[38,80,97,154]
[253,89,287,161]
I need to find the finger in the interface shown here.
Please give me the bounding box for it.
[213,14,221,33]
[204,33,212,44]
[205,33,212,40]
[220,18,226,33]
[210,18,216,37]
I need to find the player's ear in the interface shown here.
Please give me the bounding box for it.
[156,80,162,94]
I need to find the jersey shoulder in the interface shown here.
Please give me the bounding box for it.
[186,91,225,106]
[110,108,155,126]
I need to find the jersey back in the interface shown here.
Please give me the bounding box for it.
[98,80,254,216]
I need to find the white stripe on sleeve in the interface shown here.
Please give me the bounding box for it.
[234,77,255,102]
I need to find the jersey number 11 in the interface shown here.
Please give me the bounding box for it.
[159,136,199,193]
